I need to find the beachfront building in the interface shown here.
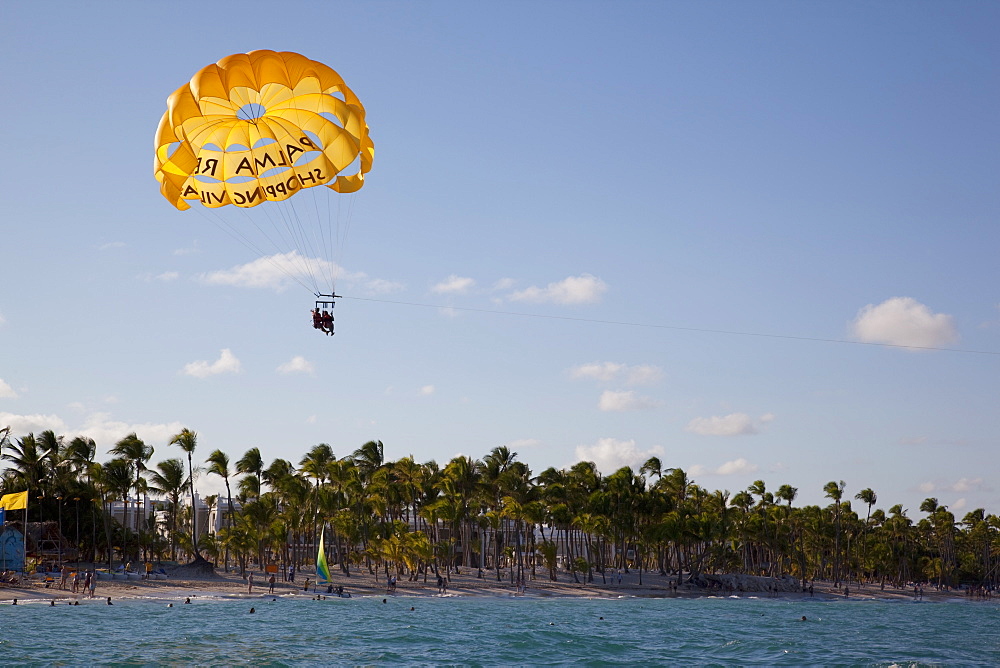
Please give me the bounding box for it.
[107,498,154,532]
[204,497,242,536]
[152,495,242,546]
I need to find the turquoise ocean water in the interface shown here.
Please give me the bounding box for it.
[0,592,996,665]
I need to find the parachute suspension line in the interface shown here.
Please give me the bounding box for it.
[190,205,317,294]
[282,195,325,291]
[307,185,334,294]
[231,201,319,294]
[331,189,358,295]
[323,194,339,295]
[234,199,320,294]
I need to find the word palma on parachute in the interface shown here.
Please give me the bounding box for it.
[186,144,331,207]
[154,50,375,337]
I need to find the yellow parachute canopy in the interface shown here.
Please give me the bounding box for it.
[155,50,373,211]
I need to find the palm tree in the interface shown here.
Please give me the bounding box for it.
[110,433,154,536]
[440,455,483,572]
[774,484,798,575]
[2,432,53,492]
[855,487,877,579]
[824,480,846,584]
[147,458,187,560]
[170,428,201,559]
[351,440,384,482]
[236,447,264,501]
[206,449,238,570]
[101,458,135,566]
[206,449,237,525]
[640,457,663,481]
[300,443,336,570]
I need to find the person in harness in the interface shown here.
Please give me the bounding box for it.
[311,308,335,335]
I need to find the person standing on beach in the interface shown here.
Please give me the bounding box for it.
[268,573,275,594]
[288,565,295,583]
[88,571,97,598]
[60,565,69,590]
[248,572,254,594]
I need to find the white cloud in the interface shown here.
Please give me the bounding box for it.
[625,365,664,385]
[362,277,405,295]
[306,415,317,424]
[0,379,18,399]
[0,311,6,327]
[276,356,314,375]
[571,362,624,382]
[432,275,476,295]
[200,251,334,292]
[598,390,660,412]
[138,271,180,282]
[181,349,241,378]
[418,385,435,396]
[951,477,984,493]
[717,457,758,475]
[492,278,516,291]
[506,438,541,449]
[173,242,201,256]
[852,297,958,349]
[0,412,69,435]
[686,413,761,436]
[76,413,186,447]
[690,457,759,477]
[0,411,186,448]
[952,498,967,511]
[99,241,125,251]
[574,437,664,475]
[507,274,607,305]
[570,362,663,385]
[917,477,986,497]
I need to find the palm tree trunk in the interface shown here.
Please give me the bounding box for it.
[187,452,199,557]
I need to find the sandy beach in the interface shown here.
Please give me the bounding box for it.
[0,565,968,604]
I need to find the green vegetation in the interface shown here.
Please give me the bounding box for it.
[1,426,997,587]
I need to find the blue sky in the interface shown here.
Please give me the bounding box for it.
[1,1,998,516]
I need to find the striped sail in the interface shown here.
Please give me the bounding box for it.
[317,529,332,584]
